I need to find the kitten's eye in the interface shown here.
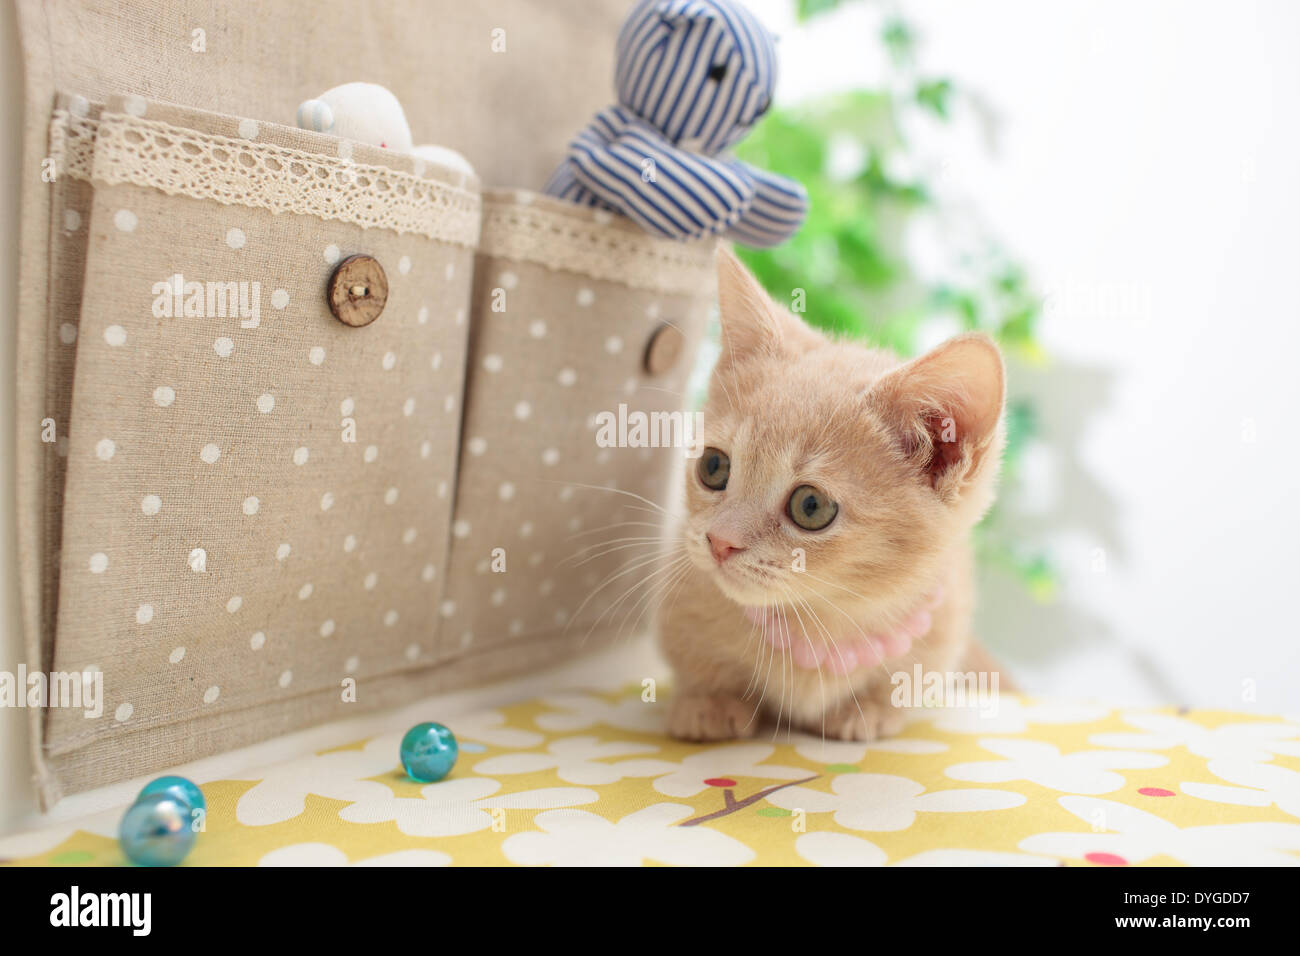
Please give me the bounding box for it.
[788,485,837,531]
[707,62,728,82]
[697,448,730,490]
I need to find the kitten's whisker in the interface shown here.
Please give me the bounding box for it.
[595,548,691,639]
[566,520,674,540]
[790,569,882,617]
[567,549,685,643]
[583,555,690,648]
[795,595,868,743]
[796,569,939,669]
[795,569,932,669]
[571,545,680,605]
[742,615,766,701]
[790,577,875,646]
[538,480,680,520]
[791,590,872,742]
[774,602,796,742]
[619,502,688,523]
[610,539,694,653]
[657,560,695,635]
[561,536,678,568]
[660,543,695,625]
[795,583,897,680]
[780,585,826,744]
[636,384,687,396]
[769,602,786,741]
[751,610,777,733]
[623,555,691,638]
[568,534,674,553]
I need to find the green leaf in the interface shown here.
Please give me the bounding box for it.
[882,19,914,63]
[796,0,845,22]
[916,79,954,119]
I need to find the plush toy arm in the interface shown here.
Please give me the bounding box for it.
[723,161,809,248]
[566,108,757,241]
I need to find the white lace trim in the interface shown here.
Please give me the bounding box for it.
[479,190,718,295]
[49,108,99,182]
[55,110,481,246]
[49,113,717,284]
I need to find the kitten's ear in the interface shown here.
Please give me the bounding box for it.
[868,333,1006,501]
[715,245,809,365]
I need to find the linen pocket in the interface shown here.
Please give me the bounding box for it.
[439,190,715,669]
[37,95,102,680]
[42,96,480,798]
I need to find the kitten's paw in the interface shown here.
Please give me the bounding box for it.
[822,700,906,742]
[667,694,757,742]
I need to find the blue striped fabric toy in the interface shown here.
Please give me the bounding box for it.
[544,0,807,248]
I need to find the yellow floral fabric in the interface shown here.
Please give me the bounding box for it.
[4,686,1299,866]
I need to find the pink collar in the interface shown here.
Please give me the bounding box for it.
[741,585,943,675]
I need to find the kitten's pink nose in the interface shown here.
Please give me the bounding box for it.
[707,532,745,564]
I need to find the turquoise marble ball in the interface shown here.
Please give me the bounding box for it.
[119,793,197,867]
[400,722,458,783]
[137,775,206,816]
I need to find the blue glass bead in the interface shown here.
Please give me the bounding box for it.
[400,722,458,783]
[119,793,197,867]
[137,775,206,815]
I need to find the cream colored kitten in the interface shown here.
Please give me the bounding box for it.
[659,248,1006,742]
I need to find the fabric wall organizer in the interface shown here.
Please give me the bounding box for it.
[26,91,715,805]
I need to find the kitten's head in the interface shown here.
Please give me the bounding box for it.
[684,248,1006,619]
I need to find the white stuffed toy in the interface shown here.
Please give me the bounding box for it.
[296,82,475,179]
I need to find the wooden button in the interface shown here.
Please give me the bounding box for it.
[327,254,388,327]
[643,322,685,375]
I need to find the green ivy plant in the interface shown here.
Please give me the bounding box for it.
[734,4,1056,601]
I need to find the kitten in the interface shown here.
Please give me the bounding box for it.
[659,248,1006,742]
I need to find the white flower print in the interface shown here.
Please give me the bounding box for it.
[1088,713,1300,763]
[795,832,887,866]
[1019,796,1300,866]
[792,735,948,765]
[893,848,1056,867]
[652,743,811,798]
[945,739,1167,794]
[763,773,1024,832]
[793,834,1055,867]
[502,803,754,866]
[451,708,545,748]
[354,849,452,866]
[259,842,351,866]
[236,734,403,826]
[533,692,663,734]
[338,777,598,837]
[1181,759,1300,817]
[927,698,1110,734]
[258,843,451,866]
[473,735,677,785]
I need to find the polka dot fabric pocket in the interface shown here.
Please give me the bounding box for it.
[38,94,102,681]
[42,96,481,797]
[439,191,715,668]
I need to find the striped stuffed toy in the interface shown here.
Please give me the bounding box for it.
[544,0,807,248]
